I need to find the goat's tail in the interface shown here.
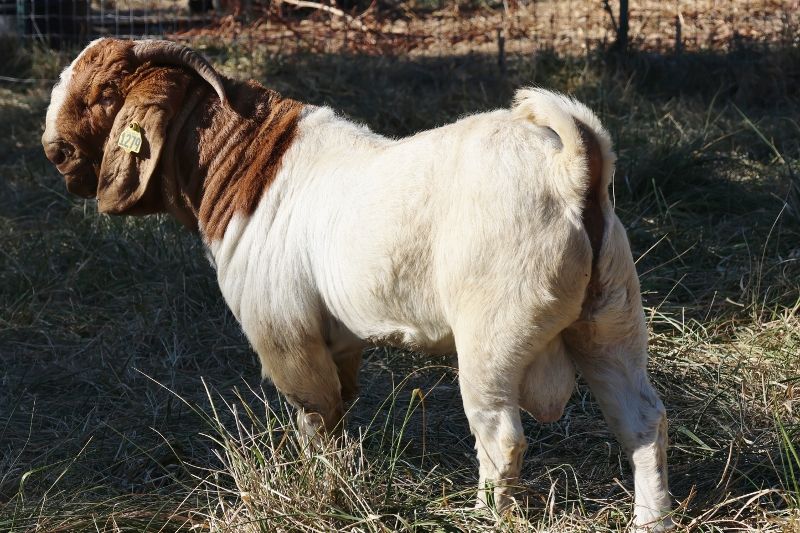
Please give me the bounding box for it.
[511,88,616,211]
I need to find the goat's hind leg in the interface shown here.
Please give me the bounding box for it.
[453,323,534,511]
[572,347,672,531]
[565,285,673,528]
[563,214,674,531]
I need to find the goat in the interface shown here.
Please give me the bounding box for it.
[42,38,674,531]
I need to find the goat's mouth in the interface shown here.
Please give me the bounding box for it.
[65,169,99,198]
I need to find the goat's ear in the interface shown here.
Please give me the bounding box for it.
[97,73,188,214]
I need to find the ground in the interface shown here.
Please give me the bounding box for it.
[0,31,799,532]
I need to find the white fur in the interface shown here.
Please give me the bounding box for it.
[43,38,104,146]
[205,88,673,530]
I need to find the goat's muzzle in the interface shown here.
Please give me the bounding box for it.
[44,140,98,198]
[64,171,99,198]
[43,140,74,167]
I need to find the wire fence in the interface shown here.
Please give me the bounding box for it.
[2,0,798,59]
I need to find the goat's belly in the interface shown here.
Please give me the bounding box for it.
[327,292,454,353]
[372,326,455,354]
[341,317,455,355]
[319,256,454,353]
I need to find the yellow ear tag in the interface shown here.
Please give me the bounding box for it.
[117,122,142,154]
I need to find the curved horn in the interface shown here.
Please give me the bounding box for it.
[132,40,227,105]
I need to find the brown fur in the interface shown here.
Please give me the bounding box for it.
[575,119,604,264]
[576,119,606,306]
[45,39,303,242]
[49,40,136,196]
[187,83,304,241]
[145,79,303,240]
[97,66,193,214]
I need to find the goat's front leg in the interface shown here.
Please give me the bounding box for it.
[326,321,365,407]
[256,337,345,440]
[334,350,362,406]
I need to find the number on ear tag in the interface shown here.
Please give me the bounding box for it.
[117,122,142,154]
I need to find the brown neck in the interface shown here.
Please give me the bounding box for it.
[160,78,305,242]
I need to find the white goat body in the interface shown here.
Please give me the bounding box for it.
[215,103,586,426]
[42,39,674,531]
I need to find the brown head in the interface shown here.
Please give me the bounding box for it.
[41,38,227,214]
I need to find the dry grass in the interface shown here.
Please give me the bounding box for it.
[166,0,800,57]
[1,33,799,532]
[18,0,799,58]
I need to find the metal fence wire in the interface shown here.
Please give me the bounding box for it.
[4,1,224,47]
[2,0,798,57]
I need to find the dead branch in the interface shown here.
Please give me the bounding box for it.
[277,0,368,32]
[602,0,618,33]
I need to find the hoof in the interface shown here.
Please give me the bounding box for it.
[632,515,675,532]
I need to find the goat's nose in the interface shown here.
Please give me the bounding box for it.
[44,141,74,166]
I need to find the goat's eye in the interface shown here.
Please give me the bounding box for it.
[94,84,118,109]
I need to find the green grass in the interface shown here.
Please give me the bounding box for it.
[1,38,799,531]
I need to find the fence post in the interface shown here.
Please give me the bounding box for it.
[242,0,252,22]
[603,0,629,53]
[15,0,26,37]
[618,0,628,51]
